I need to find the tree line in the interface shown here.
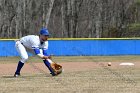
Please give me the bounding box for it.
[0,0,140,38]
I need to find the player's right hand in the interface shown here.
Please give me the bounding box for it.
[43,56,51,59]
[48,56,52,59]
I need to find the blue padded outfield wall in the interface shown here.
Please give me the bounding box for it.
[0,39,140,56]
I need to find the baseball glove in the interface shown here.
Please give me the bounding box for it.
[50,62,62,76]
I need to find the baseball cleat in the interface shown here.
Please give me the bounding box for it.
[14,73,20,77]
[50,69,64,76]
[50,72,61,76]
[50,73,56,76]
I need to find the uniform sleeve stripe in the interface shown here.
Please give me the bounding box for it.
[34,49,40,54]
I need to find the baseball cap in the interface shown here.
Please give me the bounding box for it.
[40,28,50,36]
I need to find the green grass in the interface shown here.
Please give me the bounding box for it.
[0,55,140,63]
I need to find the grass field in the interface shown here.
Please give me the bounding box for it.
[0,56,140,93]
[1,55,140,63]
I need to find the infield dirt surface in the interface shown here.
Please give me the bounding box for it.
[0,56,140,93]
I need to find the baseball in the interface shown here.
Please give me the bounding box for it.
[108,62,111,66]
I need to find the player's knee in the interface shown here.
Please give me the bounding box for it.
[21,56,28,63]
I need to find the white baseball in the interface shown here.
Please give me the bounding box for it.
[108,62,111,66]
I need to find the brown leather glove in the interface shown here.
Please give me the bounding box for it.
[50,62,63,76]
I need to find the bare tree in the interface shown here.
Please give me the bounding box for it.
[0,0,139,38]
[43,0,55,28]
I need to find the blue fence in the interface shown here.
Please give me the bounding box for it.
[0,39,140,56]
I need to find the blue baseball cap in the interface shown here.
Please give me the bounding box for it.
[40,28,50,36]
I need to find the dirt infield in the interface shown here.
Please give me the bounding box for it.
[0,62,97,75]
[0,61,139,75]
[0,56,140,93]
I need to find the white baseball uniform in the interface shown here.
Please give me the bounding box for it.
[15,35,48,63]
[14,28,59,77]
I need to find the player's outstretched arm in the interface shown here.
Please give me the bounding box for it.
[33,48,51,59]
[42,55,51,59]
[37,53,51,59]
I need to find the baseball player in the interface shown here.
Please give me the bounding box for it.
[14,28,62,77]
